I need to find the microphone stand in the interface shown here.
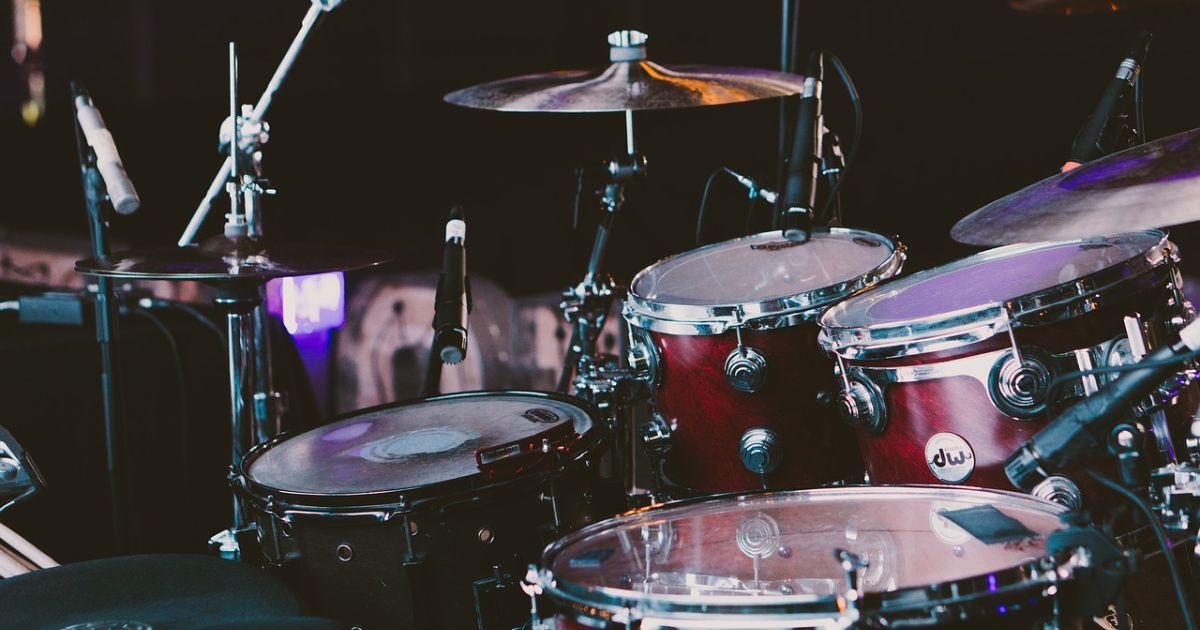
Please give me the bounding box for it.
[71,85,129,553]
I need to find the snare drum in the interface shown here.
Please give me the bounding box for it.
[819,231,1195,504]
[623,228,905,493]
[237,391,615,630]
[532,486,1075,628]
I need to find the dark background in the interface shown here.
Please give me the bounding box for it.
[6,0,1200,291]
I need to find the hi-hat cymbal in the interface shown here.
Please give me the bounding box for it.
[951,127,1200,246]
[76,234,392,281]
[444,30,804,113]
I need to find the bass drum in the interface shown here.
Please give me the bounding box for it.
[533,486,1078,628]
[819,230,1197,507]
[624,228,905,493]
[237,391,618,630]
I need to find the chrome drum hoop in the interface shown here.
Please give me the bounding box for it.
[820,231,1177,361]
[534,486,1069,626]
[623,228,906,336]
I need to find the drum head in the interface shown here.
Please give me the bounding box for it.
[542,486,1064,620]
[820,231,1167,356]
[625,228,902,332]
[246,392,593,497]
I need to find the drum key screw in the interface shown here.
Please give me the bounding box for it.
[778,546,792,558]
[335,543,353,562]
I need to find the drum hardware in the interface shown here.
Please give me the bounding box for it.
[738,428,783,485]
[833,548,868,626]
[724,316,769,393]
[0,426,44,516]
[639,412,672,493]
[572,355,656,502]
[1031,475,1085,511]
[988,345,1054,419]
[835,375,886,434]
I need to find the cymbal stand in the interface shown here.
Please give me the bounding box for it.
[557,110,645,393]
[207,44,272,559]
[178,0,341,247]
[558,110,654,503]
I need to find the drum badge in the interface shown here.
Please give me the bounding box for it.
[924,433,975,484]
[523,408,561,423]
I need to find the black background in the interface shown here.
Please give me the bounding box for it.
[4,0,1200,289]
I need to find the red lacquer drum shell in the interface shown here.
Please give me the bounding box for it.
[624,228,905,493]
[819,231,1196,506]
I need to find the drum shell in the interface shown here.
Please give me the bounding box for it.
[851,270,1195,494]
[645,321,861,492]
[244,464,612,630]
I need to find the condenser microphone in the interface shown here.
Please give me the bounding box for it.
[431,206,469,365]
[73,89,140,215]
[1005,316,1200,490]
[779,51,823,243]
[1064,30,1152,170]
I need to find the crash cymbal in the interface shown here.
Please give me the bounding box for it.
[76,234,392,281]
[1010,0,1183,13]
[444,30,804,113]
[951,127,1200,246]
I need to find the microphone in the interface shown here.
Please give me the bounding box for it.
[73,90,140,215]
[431,206,469,365]
[1005,317,1200,490]
[779,51,823,243]
[1064,30,1152,170]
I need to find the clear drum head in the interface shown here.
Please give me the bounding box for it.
[820,231,1170,359]
[541,486,1066,626]
[245,392,594,498]
[624,228,904,334]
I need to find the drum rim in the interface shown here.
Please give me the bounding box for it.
[623,227,906,335]
[818,230,1173,360]
[235,389,604,510]
[536,484,1066,623]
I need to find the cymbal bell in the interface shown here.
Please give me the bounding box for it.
[951,127,1200,246]
[444,30,805,113]
[76,234,392,282]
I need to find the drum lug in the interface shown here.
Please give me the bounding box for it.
[988,345,1053,419]
[641,411,672,456]
[626,325,661,387]
[739,427,782,477]
[1030,475,1083,511]
[836,376,887,435]
[725,346,768,393]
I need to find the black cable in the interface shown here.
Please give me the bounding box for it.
[1135,74,1147,145]
[1046,346,1200,400]
[151,300,225,348]
[744,193,762,235]
[1081,465,1196,630]
[694,167,732,247]
[572,167,586,231]
[122,307,190,471]
[817,52,862,224]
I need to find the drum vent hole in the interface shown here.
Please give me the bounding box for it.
[336,543,353,562]
[478,527,495,544]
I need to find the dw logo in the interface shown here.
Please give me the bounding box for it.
[924,433,975,484]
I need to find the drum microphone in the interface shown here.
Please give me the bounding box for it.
[779,51,823,243]
[1005,317,1200,490]
[431,206,470,365]
[73,88,141,215]
[1063,30,1152,171]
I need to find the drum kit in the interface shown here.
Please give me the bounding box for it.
[58,3,1200,629]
